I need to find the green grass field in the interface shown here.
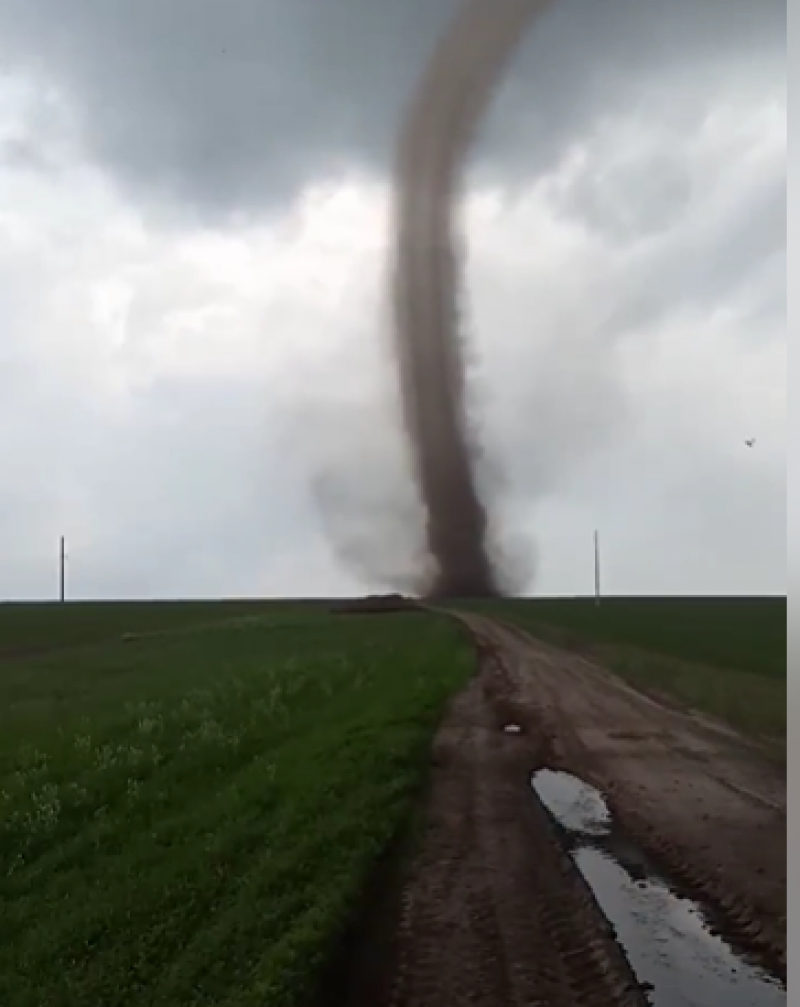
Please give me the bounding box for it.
[0,600,309,653]
[0,604,473,1007]
[0,594,786,1005]
[484,596,786,751]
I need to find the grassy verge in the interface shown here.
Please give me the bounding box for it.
[487,604,786,759]
[603,645,786,753]
[476,596,786,679]
[0,607,473,1006]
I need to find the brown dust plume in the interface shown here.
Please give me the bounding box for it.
[391,0,554,597]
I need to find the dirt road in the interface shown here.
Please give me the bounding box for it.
[374,615,785,1006]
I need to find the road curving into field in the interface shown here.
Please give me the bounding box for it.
[370,612,786,1005]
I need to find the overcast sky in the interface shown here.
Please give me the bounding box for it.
[0,0,786,600]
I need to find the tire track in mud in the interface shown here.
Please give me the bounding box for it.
[381,632,649,1007]
[599,789,787,978]
[461,613,787,982]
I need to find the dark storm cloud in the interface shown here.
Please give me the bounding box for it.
[0,0,784,216]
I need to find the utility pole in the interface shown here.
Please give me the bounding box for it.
[593,529,601,607]
[59,536,66,603]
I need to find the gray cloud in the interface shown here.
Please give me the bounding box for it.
[0,0,786,599]
[0,363,353,600]
[590,141,786,341]
[0,0,784,217]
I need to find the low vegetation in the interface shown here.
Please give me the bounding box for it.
[485,596,785,678]
[0,599,301,653]
[0,605,473,1006]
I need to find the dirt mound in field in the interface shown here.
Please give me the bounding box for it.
[331,594,422,615]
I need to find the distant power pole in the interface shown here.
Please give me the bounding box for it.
[593,529,601,607]
[59,536,66,603]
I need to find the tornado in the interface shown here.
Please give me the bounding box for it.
[391,0,554,598]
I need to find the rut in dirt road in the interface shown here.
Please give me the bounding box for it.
[381,649,648,1007]
[365,614,785,1005]
[391,0,554,597]
[463,614,788,981]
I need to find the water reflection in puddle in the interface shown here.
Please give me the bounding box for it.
[531,768,612,836]
[531,769,785,1007]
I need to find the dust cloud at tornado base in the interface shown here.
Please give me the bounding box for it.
[389,0,553,597]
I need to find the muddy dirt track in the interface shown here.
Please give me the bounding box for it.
[368,614,786,1006]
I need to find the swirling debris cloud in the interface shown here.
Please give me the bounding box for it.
[390,0,553,597]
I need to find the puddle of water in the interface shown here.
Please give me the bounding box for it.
[531,769,785,1007]
[532,767,612,836]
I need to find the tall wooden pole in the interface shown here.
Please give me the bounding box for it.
[59,536,66,603]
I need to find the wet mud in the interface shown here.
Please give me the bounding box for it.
[532,769,785,1006]
[376,673,648,1006]
[342,613,785,1006]
[465,613,787,978]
